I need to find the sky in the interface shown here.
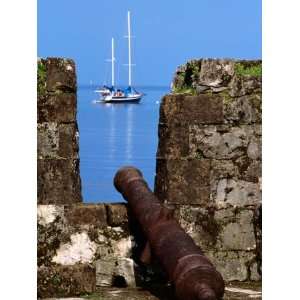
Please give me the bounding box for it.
[38,0,262,86]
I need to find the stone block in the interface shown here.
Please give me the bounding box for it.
[175,206,257,252]
[174,205,220,251]
[65,204,107,228]
[96,258,136,288]
[38,123,79,159]
[96,259,115,287]
[234,157,261,182]
[52,231,97,265]
[223,94,262,124]
[164,159,211,205]
[37,122,59,159]
[159,94,183,123]
[160,94,223,126]
[198,59,235,87]
[189,125,254,160]
[37,264,96,298]
[37,205,66,267]
[216,210,256,251]
[156,123,189,159]
[38,92,76,123]
[106,204,128,227]
[181,95,224,124]
[154,158,168,202]
[46,58,77,92]
[206,251,256,282]
[37,158,82,204]
[58,123,79,159]
[250,262,261,281]
[229,73,262,98]
[213,178,261,207]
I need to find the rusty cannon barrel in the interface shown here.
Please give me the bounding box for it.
[114,166,225,300]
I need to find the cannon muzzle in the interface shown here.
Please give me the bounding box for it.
[114,166,225,300]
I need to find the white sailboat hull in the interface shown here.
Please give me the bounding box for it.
[102,94,143,103]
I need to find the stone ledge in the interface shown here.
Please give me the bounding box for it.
[37,264,96,298]
[40,282,262,300]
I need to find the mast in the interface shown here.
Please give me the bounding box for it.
[127,11,132,87]
[111,37,115,87]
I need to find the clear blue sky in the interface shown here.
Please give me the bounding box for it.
[38,0,261,86]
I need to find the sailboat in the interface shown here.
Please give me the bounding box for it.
[96,11,144,103]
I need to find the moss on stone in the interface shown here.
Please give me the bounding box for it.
[220,90,233,105]
[234,63,262,77]
[38,61,47,95]
[195,149,204,160]
[250,94,262,112]
[172,86,197,95]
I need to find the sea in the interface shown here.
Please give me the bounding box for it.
[77,85,170,202]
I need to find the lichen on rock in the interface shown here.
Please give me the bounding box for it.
[52,232,97,265]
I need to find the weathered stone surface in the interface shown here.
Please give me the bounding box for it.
[38,205,66,267]
[38,123,59,159]
[96,258,136,288]
[176,206,256,250]
[189,125,258,160]
[198,59,235,87]
[38,205,64,227]
[172,205,259,281]
[213,178,261,207]
[58,123,79,159]
[216,210,256,251]
[223,94,262,124]
[161,159,211,204]
[38,93,77,123]
[233,157,261,182]
[37,159,82,204]
[172,59,261,98]
[46,58,77,92]
[250,262,261,281]
[209,159,239,182]
[156,123,189,159]
[41,282,262,300]
[206,251,256,282]
[65,204,107,228]
[52,231,97,265]
[38,123,79,159]
[106,204,128,227]
[253,204,262,276]
[37,264,96,298]
[174,205,220,251]
[160,94,223,126]
[229,74,262,98]
[37,57,81,205]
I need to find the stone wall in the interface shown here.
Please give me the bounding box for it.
[37,57,262,298]
[37,58,160,298]
[37,57,82,204]
[155,58,262,281]
[38,203,133,297]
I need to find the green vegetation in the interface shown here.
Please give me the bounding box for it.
[220,90,233,105]
[37,61,47,95]
[51,274,62,285]
[234,63,262,77]
[195,149,204,160]
[172,85,197,95]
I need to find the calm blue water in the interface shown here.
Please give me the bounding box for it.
[77,85,169,202]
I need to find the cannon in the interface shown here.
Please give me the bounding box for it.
[114,166,225,300]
